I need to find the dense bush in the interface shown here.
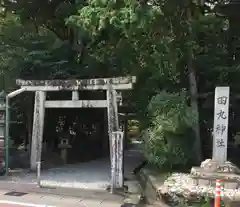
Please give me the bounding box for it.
[142,90,197,170]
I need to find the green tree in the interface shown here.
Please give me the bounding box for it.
[65,0,233,164]
[0,0,237,167]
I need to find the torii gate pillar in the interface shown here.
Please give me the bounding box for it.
[30,91,46,171]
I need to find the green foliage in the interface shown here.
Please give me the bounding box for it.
[143,91,197,170]
[65,0,230,114]
[0,11,81,125]
[0,13,27,90]
[0,11,80,82]
[65,0,239,168]
[1,0,239,173]
[128,120,139,128]
[178,197,226,207]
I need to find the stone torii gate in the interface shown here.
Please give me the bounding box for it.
[13,76,136,191]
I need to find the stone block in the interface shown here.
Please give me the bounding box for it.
[191,178,198,186]
[191,167,240,183]
[198,179,210,186]
[210,180,215,188]
[224,201,240,207]
[138,171,158,205]
[198,159,240,174]
[224,182,238,189]
[182,177,196,186]
[200,159,218,172]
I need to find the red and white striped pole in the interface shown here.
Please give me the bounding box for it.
[214,179,223,207]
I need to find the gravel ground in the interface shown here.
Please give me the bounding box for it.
[0,143,144,191]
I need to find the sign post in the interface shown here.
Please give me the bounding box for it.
[212,87,230,164]
[111,131,124,193]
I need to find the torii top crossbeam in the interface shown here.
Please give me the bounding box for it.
[16,76,136,91]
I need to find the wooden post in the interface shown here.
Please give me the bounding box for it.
[30,91,46,171]
[111,134,116,193]
[112,89,119,129]
[107,85,121,192]
[123,114,128,149]
[61,148,67,164]
[72,91,79,100]
[112,131,124,189]
[107,85,119,159]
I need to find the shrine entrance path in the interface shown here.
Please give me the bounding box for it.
[0,142,143,192]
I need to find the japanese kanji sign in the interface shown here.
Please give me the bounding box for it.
[213,87,230,164]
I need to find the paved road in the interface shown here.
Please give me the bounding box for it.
[0,189,125,207]
[0,200,55,207]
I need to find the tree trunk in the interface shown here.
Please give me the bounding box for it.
[188,64,202,163]
[187,2,202,164]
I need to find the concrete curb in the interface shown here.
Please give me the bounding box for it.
[0,180,122,201]
[0,179,143,206]
[136,168,169,206]
[39,179,108,190]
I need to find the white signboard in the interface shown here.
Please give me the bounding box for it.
[212,87,230,164]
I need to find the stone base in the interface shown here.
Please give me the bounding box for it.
[106,184,129,194]
[191,167,240,189]
[190,159,240,190]
[137,160,240,205]
[199,159,240,174]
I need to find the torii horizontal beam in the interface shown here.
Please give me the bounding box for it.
[44,100,107,108]
[16,76,136,91]
[18,84,132,91]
